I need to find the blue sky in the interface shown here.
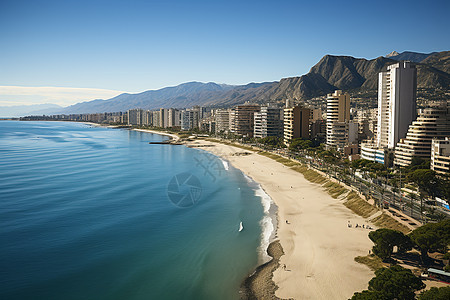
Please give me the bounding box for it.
[0,0,449,106]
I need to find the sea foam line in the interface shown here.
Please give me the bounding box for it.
[253,180,277,264]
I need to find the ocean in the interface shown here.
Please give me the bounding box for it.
[0,121,275,300]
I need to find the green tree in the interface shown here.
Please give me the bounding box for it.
[351,290,388,300]
[409,219,450,262]
[351,265,425,300]
[369,229,413,260]
[418,286,450,300]
[409,157,430,171]
[407,169,440,197]
[256,136,285,149]
[369,265,425,300]
[288,138,312,152]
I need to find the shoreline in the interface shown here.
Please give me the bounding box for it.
[187,139,374,299]
[132,128,180,141]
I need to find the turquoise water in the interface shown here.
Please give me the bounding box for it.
[0,121,273,300]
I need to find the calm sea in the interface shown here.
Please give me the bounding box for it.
[0,121,275,300]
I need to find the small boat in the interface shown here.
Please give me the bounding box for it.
[239,221,244,232]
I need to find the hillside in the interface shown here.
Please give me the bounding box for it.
[385,51,436,63]
[57,51,450,114]
[421,51,450,74]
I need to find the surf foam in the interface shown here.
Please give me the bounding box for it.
[254,184,277,264]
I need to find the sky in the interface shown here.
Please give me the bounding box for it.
[0,0,449,107]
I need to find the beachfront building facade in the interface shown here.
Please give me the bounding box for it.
[215,109,231,134]
[361,62,417,166]
[254,106,283,138]
[376,61,417,149]
[326,90,357,150]
[284,106,310,145]
[394,104,450,167]
[431,137,450,175]
[181,109,199,131]
[128,108,146,126]
[230,104,260,137]
[167,108,181,128]
[361,142,390,164]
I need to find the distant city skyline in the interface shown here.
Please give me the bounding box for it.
[1,0,449,107]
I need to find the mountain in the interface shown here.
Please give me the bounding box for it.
[386,51,399,58]
[384,51,437,63]
[261,53,449,101]
[56,51,450,114]
[0,103,62,118]
[58,82,276,114]
[421,51,450,74]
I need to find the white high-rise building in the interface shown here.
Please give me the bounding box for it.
[254,106,283,138]
[376,61,417,149]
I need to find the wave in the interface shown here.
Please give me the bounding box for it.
[219,158,229,171]
[254,184,277,263]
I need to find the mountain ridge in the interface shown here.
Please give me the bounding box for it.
[53,50,450,114]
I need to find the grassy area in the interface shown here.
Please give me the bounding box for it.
[371,213,411,234]
[259,152,345,196]
[323,181,348,199]
[344,191,379,218]
[290,165,328,184]
[354,254,384,271]
[258,151,299,167]
[204,138,254,151]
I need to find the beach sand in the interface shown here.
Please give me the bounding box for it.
[188,140,374,300]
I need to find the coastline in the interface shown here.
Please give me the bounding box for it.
[186,139,374,299]
[132,128,180,141]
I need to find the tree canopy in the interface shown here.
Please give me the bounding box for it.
[288,138,313,152]
[368,228,413,260]
[408,219,450,261]
[418,286,450,300]
[406,169,440,197]
[351,265,425,300]
[256,136,285,149]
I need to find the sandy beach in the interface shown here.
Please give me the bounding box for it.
[188,139,374,299]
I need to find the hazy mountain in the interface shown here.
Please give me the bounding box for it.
[55,51,449,114]
[384,51,437,63]
[58,82,275,114]
[0,103,62,118]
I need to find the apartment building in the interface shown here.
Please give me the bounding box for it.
[254,106,283,138]
[284,106,310,145]
[230,104,260,137]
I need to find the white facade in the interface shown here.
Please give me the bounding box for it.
[254,106,283,138]
[431,137,450,175]
[394,104,450,167]
[376,61,417,149]
[361,143,386,164]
